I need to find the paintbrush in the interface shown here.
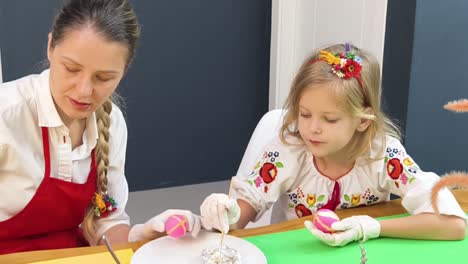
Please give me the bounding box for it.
[218,177,234,257]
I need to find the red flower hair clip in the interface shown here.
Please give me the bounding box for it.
[93,193,117,218]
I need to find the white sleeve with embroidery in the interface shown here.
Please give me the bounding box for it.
[378,136,466,219]
[233,139,302,221]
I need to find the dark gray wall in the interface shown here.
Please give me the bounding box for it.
[0,0,271,191]
[381,0,416,137]
[0,1,62,79]
[405,0,468,174]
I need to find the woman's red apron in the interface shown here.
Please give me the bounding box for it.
[0,127,97,254]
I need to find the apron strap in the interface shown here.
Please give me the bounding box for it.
[41,127,51,179]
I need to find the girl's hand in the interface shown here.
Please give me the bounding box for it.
[200,193,241,233]
[128,209,201,242]
[305,215,380,246]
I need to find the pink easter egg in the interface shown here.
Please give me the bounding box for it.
[165,214,189,238]
[313,209,340,233]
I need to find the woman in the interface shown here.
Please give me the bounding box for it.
[0,0,200,254]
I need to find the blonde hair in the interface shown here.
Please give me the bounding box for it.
[280,44,400,162]
[82,99,113,242]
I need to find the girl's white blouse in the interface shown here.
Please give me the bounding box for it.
[233,134,466,224]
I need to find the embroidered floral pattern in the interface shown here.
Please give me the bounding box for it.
[350,193,361,206]
[340,194,353,209]
[340,188,380,209]
[306,194,316,206]
[294,204,312,218]
[245,150,284,193]
[385,147,417,188]
[361,188,380,205]
[288,188,326,218]
[254,177,262,187]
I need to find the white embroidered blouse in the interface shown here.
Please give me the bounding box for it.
[233,134,466,224]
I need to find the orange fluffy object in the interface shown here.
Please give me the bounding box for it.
[444,99,468,113]
[431,172,468,215]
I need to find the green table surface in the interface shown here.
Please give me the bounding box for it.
[244,214,467,263]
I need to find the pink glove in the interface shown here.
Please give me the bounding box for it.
[305,215,380,246]
[200,193,241,233]
[128,209,201,242]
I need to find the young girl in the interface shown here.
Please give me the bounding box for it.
[200,43,466,246]
[0,0,200,254]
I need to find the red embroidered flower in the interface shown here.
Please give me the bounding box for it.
[387,158,403,180]
[343,59,362,79]
[259,162,278,184]
[294,204,312,218]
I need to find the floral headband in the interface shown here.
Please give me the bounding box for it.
[93,193,117,218]
[311,43,363,88]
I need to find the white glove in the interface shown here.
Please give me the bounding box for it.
[200,193,241,233]
[305,215,380,246]
[128,209,201,242]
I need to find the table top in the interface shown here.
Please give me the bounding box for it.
[1,189,467,264]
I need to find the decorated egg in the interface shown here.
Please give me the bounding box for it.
[165,215,189,238]
[312,209,340,233]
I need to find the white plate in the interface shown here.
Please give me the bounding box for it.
[131,230,267,264]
